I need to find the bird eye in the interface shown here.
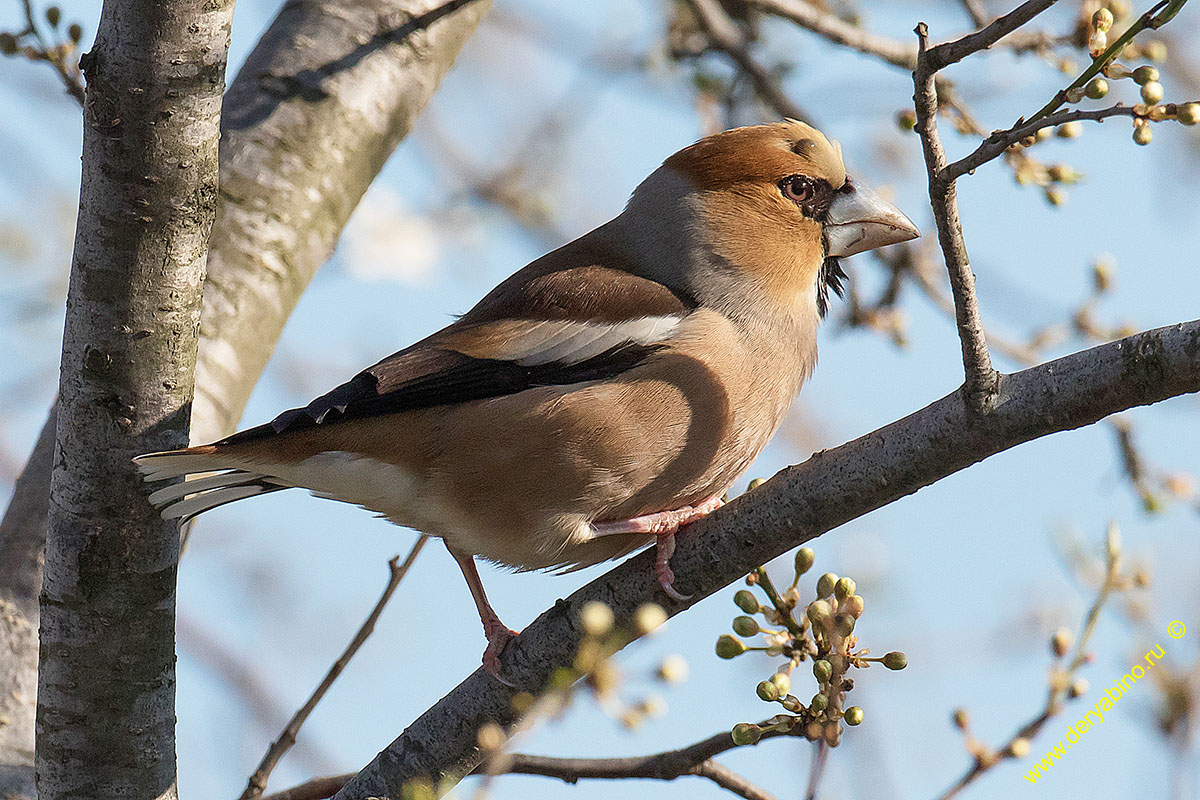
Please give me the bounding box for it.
[781,175,816,204]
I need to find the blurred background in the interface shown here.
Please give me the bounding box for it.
[2,0,1199,797]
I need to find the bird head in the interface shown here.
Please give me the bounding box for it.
[625,121,918,319]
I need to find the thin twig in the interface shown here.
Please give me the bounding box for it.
[691,759,779,800]
[1026,0,1185,124]
[925,0,1060,70]
[959,0,991,28]
[912,23,998,412]
[261,719,805,800]
[936,529,1125,799]
[18,0,85,105]
[239,536,429,800]
[684,0,813,123]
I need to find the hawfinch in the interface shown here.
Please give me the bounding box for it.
[136,121,918,677]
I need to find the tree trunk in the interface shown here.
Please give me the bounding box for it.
[34,0,235,795]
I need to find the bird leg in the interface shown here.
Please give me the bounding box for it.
[447,545,517,681]
[592,495,725,601]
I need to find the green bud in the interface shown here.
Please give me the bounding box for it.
[715,634,746,659]
[0,32,17,55]
[833,576,855,601]
[67,22,82,43]
[810,693,829,712]
[770,671,791,695]
[1178,102,1200,125]
[733,589,760,614]
[1132,65,1158,86]
[793,547,815,577]
[844,594,865,617]
[834,613,856,637]
[1133,123,1153,146]
[896,109,917,131]
[45,6,61,27]
[1051,628,1072,658]
[882,651,908,670]
[747,477,765,490]
[844,706,864,726]
[806,599,832,625]
[1044,187,1066,207]
[780,694,802,712]
[1140,80,1164,105]
[952,708,970,729]
[816,572,838,598]
[813,659,833,683]
[1084,77,1109,99]
[1091,8,1113,32]
[756,680,779,702]
[732,615,760,637]
[731,722,762,745]
[1069,678,1089,698]
[1144,40,1167,62]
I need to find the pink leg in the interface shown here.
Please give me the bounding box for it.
[592,495,725,601]
[448,545,517,682]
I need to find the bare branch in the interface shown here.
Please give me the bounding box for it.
[747,0,916,68]
[913,23,998,411]
[329,319,1200,799]
[691,760,779,800]
[682,0,812,123]
[242,537,429,800]
[925,0,1060,70]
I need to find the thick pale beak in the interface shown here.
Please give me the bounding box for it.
[824,180,919,258]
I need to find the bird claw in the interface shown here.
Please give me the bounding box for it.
[481,624,519,686]
[655,531,692,601]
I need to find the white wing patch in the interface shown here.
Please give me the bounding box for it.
[508,315,684,367]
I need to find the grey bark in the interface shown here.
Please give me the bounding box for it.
[34,0,235,796]
[332,319,1200,800]
[0,1,490,794]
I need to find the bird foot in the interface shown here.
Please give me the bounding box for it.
[481,619,519,685]
[595,495,725,601]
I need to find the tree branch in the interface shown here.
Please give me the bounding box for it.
[34,0,235,794]
[330,319,1200,799]
[242,538,429,800]
[913,23,998,411]
[924,0,1060,70]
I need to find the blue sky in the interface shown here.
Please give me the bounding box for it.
[2,1,1199,798]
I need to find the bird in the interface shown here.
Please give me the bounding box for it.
[135,121,918,679]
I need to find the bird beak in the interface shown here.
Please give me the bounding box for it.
[823,180,919,258]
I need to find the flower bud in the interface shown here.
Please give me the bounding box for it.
[0,33,17,55]
[770,671,791,695]
[816,572,838,598]
[1069,678,1089,698]
[747,477,765,491]
[1065,86,1086,104]
[780,694,802,712]
[882,651,908,670]
[634,603,667,635]
[813,659,833,683]
[834,577,856,601]
[732,615,760,637]
[834,613,856,637]
[897,109,917,131]
[793,547,815,576]
[1087,30,1107,55]
[1044,187,1066,207]
[844,706,864,726]
[1092,8,1114,32]
[1051,627,1072,658]
[1055,121,1082,138]
[1085,77,1109,99]
[731,722,762,745]
[756,680,780,702]
[68,23,82,44]
[1132,65,1159,86]
[1133,124,1153,146]
[715,634,746,659]
[1140,80,1164,105]
[477,722,505,752]
[45,6,61,27]
[810,692,829,712]
[657,654,689,683]
[733,589,760,614]
[1011,737,1032,758]
[579,601,614,636]
[807,599,833,625]
[1144,40,1167,62]
[844,594,865,617]
[953,708,970,730]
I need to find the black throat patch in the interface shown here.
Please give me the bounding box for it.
[817,256,847,318]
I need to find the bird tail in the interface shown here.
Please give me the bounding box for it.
[133,446,289,522]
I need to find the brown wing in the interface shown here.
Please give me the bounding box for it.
[218,265,696,448]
